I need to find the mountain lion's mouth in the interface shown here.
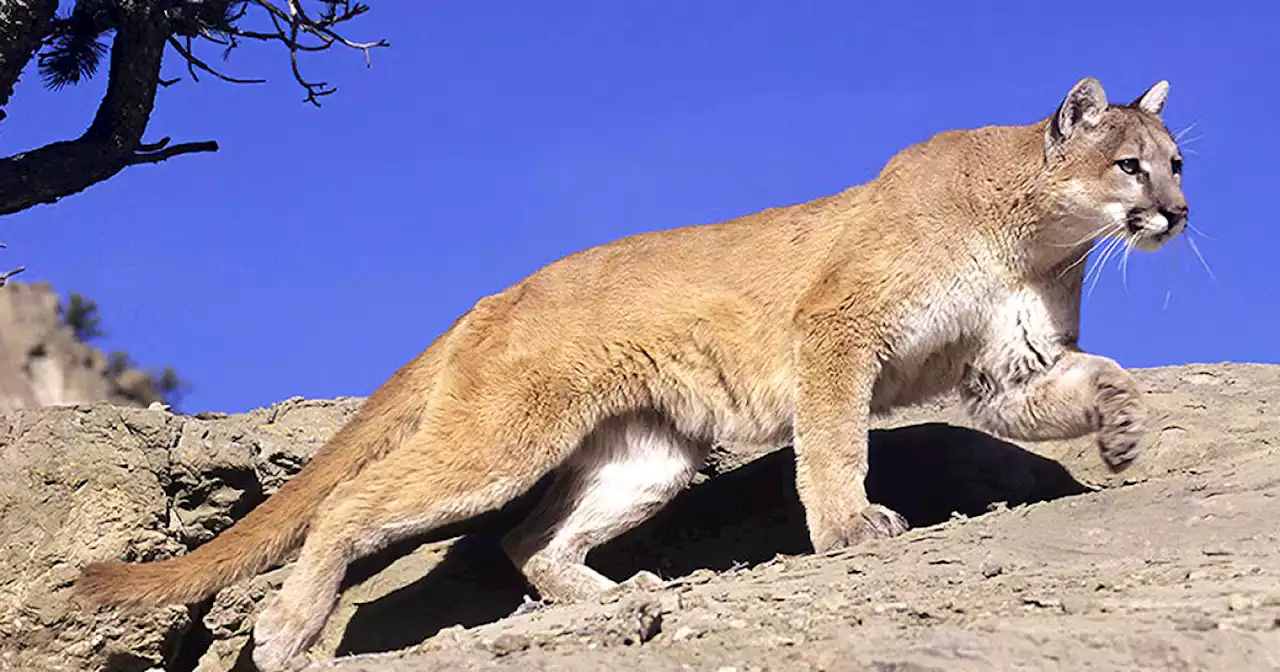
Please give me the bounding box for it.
[1129,218,1183,251]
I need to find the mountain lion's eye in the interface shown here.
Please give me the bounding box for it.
[1116,158,1141,175]
[1171,157,1183,175]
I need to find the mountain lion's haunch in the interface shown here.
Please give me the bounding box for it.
[75,77,1189,671]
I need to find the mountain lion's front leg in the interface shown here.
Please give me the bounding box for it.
[962,350,1147,471]
[793,323,909,553]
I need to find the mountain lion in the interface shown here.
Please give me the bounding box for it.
[76,77,1189,671]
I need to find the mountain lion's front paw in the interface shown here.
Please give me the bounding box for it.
[810,504,910,553]
[1094,371,1148,472]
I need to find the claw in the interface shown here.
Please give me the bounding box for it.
[859,504,911,539]
[812,504,911,553]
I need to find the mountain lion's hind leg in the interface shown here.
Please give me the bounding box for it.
[253,438,547,671]
[962,350,1148,471]
[502,412,706,603]
[250,474,369,672]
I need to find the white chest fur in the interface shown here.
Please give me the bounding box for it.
[973,281,1080,389]
[872,274,1080,410]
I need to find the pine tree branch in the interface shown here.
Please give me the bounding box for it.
[0,1,384,216]
[128,137,221,165]
[0,1,218,215]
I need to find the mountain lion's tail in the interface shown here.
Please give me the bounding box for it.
[74,360,431,610]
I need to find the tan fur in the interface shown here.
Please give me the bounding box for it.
[74,78,1189,671]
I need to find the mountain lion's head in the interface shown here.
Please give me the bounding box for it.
[1045,77,1189,253]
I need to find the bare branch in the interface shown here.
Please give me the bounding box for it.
[128,139,219,165]
[0,266,24,286]
[230,1,389,105]
[135,136,170,152]
[167,35,265,85]
[161,1,388,105]
[225,26,329,50]
[0,243,24,288]
[290,44,336,106]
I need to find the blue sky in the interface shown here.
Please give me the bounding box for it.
[4,2,1276,413]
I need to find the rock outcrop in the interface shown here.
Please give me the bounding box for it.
[1,363,1277,671]
[0,281,166,414]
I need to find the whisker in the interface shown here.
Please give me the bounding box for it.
[1048,223,1119,249]
[1096,235,1127,295]
[1082,236,1115,289]
[1058,223,1123,279]
[1059,240,1100,278]
[1183,147,1200,156]
[1084,246,1109,298]
[1178,134,1204,146]
[1160,237,1177,311]
[1086,236,1124,298]
[1184,234,1219,285]
[1174,120,1200,142]
[1186,222,1217,241]
[1081,240,1108,289]
[1120,233,1135,294]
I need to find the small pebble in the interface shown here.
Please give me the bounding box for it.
[682,569,716,585]
[1227,594,1256,612]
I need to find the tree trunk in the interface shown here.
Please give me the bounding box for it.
[0,0,58,117]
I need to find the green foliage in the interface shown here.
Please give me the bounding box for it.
[37,0,245,90]
[60,292,104,342]
[106,350,134,377]
[153,366,191,407]
[37,0,114,91]
[67,294,192,409]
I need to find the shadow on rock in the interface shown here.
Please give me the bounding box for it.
[329,422,1088,658]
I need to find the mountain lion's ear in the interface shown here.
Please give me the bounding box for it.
[1045,77,1108,158]
[1131,80,1169,116]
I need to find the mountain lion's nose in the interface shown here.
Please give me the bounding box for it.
[1158,204,1188,231]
